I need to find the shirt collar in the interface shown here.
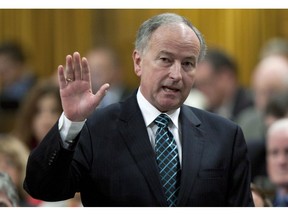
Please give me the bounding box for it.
[136,88,180,129]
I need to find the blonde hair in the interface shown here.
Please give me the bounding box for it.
[0,134,29,200]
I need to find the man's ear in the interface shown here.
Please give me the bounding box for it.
[132,50,142,77]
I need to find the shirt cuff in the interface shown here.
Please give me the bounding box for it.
[58,112,86,148]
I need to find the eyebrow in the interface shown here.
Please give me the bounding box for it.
[158,50,197,61]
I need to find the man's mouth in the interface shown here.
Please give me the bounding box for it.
[163,86,179,92]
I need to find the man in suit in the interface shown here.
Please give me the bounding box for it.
[24,13,254,207]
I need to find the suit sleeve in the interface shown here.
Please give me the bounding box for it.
[23,122,87,202]
[228,125,255,207]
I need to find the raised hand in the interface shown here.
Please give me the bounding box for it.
[58,52,110,122]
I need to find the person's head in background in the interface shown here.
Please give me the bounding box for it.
[12,80,62,150]
[195,49,238,110]
[0,41,27,90]
[86,46,123,93]
[0,172,19,207]
[266,118,288,206]
[252,37,288,114]
[0,134,29,206]
[264,92,288,128]
[0,41,36,108]
[251,55,288,113]
[194,48,252,120]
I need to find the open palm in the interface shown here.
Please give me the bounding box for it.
[58,52,109,122]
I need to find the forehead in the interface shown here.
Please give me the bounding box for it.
[147,23,200,57]
[268,129,288,148]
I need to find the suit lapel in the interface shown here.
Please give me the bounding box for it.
[177,106,205,206]
[117,92,167,206]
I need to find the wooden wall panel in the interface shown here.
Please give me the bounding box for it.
[0,9,287,89]
[0,9,93,78]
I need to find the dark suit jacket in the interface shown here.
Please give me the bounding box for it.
[24,90,254,207]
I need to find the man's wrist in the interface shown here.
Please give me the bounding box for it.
[58,112,86,149]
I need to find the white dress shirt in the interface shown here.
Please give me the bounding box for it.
[136,88,182,166]
[58,88,182,165]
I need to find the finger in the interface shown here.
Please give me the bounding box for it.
[93,83,110,106]
[81,57,91,83]
[73,52,82,81]
[65,55,75,81]
[58,65,66,89]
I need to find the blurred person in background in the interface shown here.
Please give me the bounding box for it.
[249,92,288,178]
[86,46,132,108]
[248,92,288,201]
[12,79,62,151]
[0,171,19,207]
[250,183,272,207]
[0,134,30,206]
[266,118,288,206]
[0,41,37,133]
[236,38,288,142]
[194,48,253,121]
[12,79,82,207]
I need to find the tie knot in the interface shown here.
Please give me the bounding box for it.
[154,114,171,128]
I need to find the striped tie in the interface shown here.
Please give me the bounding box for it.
[154,114,180,207]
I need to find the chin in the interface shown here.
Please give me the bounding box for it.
[273,177,288,187]
[158,103,180,112]
[155,96,182,111]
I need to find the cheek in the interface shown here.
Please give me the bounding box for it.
[32,116,47,138]
[32,116,40,132]
[183,72,196,88]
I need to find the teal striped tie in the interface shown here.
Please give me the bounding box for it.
[155,114,180,207]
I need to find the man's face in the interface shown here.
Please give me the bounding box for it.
[133,23,200,112]
[267,129,288,188]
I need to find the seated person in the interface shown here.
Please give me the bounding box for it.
[0,171,19,207]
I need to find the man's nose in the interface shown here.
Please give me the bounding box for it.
[169,62,182,81]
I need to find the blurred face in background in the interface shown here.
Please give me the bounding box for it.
[267,126,288,188]
[0,54,22,88]
[32,94,61,143]
[252,55,288,112]
[86,49,119,93]
[195,61,225,110]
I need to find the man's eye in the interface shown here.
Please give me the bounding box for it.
[160,57,171,63]
[182,61,195,69]
[269,149,279,157]
[186,62,194,66]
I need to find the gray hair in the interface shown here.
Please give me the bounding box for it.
[267,118,288,137]
[135,13,207,62]
[0,172,19,207]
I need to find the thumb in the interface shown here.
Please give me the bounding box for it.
[93,83,110,106]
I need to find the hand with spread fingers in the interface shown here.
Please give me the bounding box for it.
[58,52,110,122]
